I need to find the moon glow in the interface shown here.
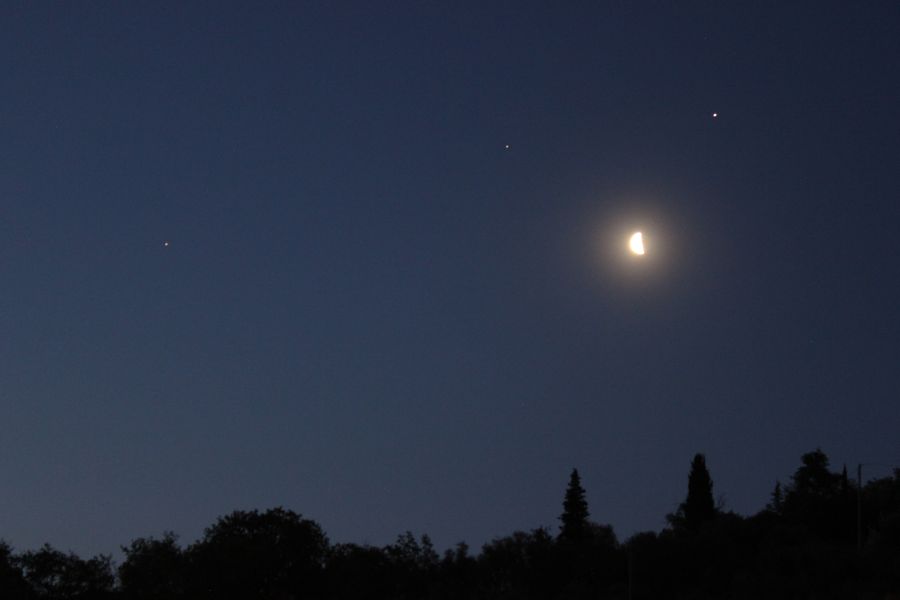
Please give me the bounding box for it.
[629,231,645,255]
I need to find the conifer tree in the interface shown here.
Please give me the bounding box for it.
[682,453,716,531]
[559,468,590,542]
[769,481,784,514]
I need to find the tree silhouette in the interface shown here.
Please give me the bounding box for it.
[559,468,590,542]
[768,481,784,514]
[119,532,185,600]
[185,507,328,600]
[17,544,114,600]
[681,453,716,531]
[325,543,392,600]
[556,469,620,598]
[789,449,839,499]
[782,448,849,542]
[0,541,30,600]
[479,528,555,600]
[384,532,439,600]
[2,448,899,600]
[436,542,477,600]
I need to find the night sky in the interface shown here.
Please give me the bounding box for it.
[2,2,899,558]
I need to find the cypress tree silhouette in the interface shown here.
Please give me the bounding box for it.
[768,481,784,514]
[559,468,590,542]
[682,453,715,531]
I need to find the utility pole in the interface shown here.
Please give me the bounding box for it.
[857,463,863,552]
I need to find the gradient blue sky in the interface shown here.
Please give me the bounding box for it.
[2,1,899,558]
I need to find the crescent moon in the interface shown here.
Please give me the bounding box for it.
[629,232,645,255]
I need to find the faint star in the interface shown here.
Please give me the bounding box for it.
[163,241,170,247]
[712,112,718,118]
[504,144,510,149]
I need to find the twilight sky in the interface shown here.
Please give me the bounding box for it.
[2,2,899,558]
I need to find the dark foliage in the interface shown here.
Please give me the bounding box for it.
[118,533,185,600]
[16,544,114,600]
[326,543,394,600]
[0,542,31,600]
[185,507,328,600]
[1,450,898,600]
